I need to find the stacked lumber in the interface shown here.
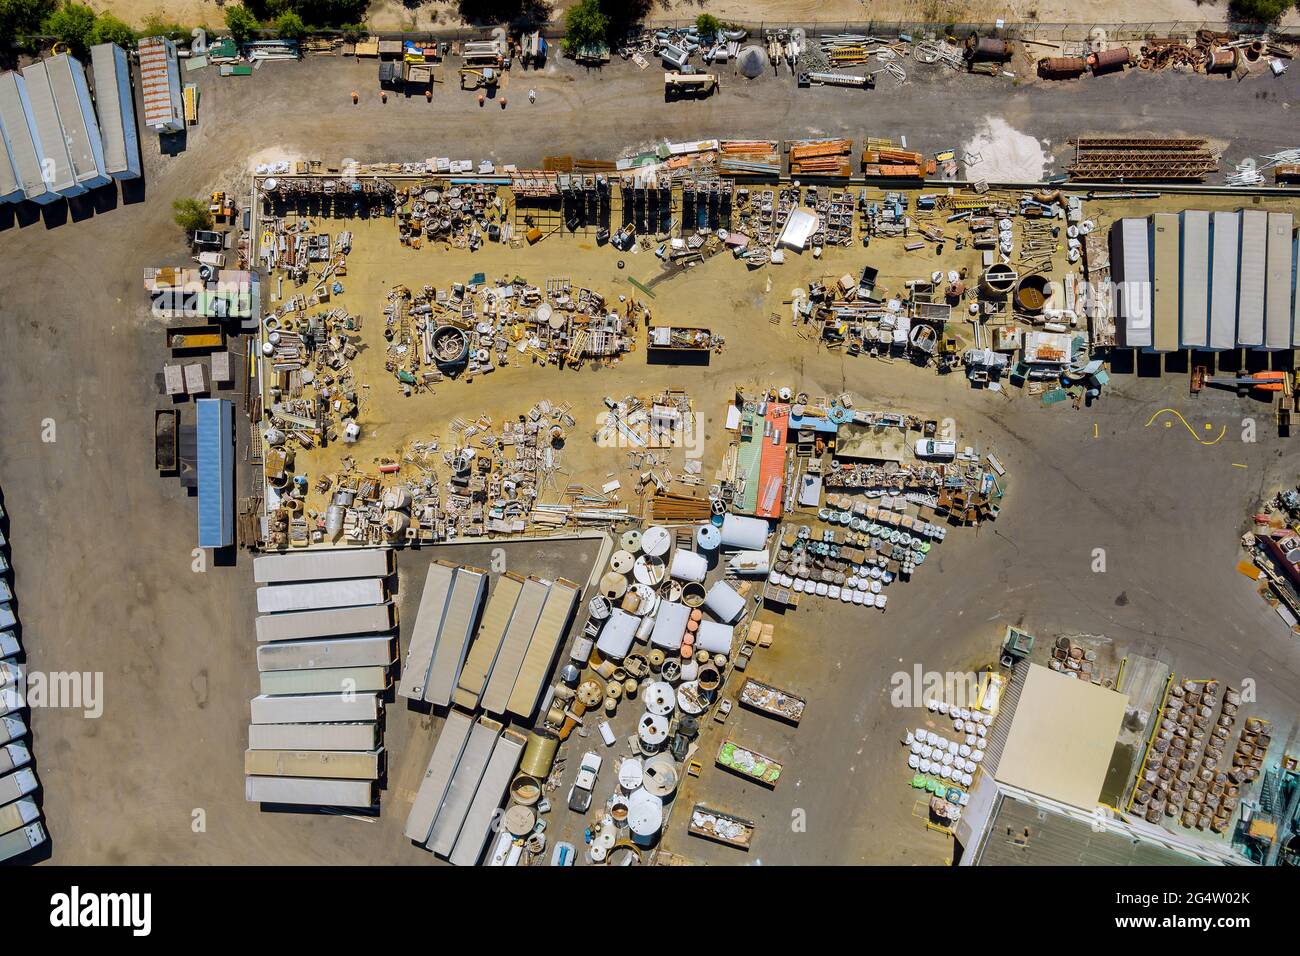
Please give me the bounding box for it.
[649,491,713,521]
[789,138,853,177]
[860,138,938,177]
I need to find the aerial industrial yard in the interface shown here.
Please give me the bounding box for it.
[2,2,1300,900]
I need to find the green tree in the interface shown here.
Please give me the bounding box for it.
[1228,0,1292,21]
[273,9,306,40]
[140,14,193,40]
[42,1,97,54]
[172,198,213,234]
[695,13,721,39]
[1,0,56,45]
[563,0,607,53]
[89,13,136,47]
[224,4,260,42]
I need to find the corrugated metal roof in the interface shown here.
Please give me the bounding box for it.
[0,71,56,203]
[1178,210,1210,350]
[196,398,234,549]
[90,44,141,180]
[42,54,107,189]
[974,791,1207,866]
[137,36,183,132]
[1264,212,1293,350]
[18,60,80,196]
[1237,209,1268,348]
[1208,210,1239,350]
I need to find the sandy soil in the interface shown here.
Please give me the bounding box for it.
[87,0,1296,37]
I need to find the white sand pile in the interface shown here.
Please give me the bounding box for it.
[962,118,1048,182]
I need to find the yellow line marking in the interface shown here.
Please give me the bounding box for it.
[1232,463,1248,469]
[1144,408,1227,445]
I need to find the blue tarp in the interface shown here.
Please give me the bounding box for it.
[197,398,234,548]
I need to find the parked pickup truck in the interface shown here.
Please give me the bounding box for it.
[567,751,602,813]
[914,438,957,460]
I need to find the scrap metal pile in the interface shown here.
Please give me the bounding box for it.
[382,276,634,391]
[396,182,506,251]
[1135,30,1291,74]
[1067,137,1219,182]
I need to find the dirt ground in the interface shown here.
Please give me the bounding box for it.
[2,46,1300,866]
[86,0,1300,37]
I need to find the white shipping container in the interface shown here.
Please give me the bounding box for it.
[244,775,374,808]
[1237,209,1268,348]
[249,692,380,724]
[247,722,378,751]
[397,561,456,701]
[0,821,46,861]
[0,796,40,836]
[256,635,395,672]
[0,767,38,804]
[43,54,110,191]
[255,603,395,643]
[258,666,390,697]
[405,709,474,844]
[1209,210,1240,351]
[427,718,500,855]
[424,567,488,707]
[19,60,83,197]
[1112,218,1152,349]
[1264,212,1293,350]
[0,742,31,775]
[256,578,386,614]
[89,43,142,180]
[1178,210,1210,350]
[449,730,526,866]
[253,548,394,584]
[0,715,26,747]
[0,71,57,203]
[243,748,383,780]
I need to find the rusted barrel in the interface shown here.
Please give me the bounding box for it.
[965,33,1014,62]
[1089,46,1131,74]
[1038,56,1087,79]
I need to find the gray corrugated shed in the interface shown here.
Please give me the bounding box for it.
[1178,210,1209,350]
[43,54,109,191]
[1236,208,1267,348]
[1111,218,1152,349]
[1264,212,1293,350]
[0,71,57,204]
[19,60,82,197]
[1208,210,1239,351]
[90,43,141,180]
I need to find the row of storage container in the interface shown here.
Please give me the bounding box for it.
[245,552,398,810]
[1111,209,1299,352]
[0,44,143,205]
[0,499,48,863]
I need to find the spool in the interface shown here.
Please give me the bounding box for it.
[610,550,635,574]
[620,529,643,553]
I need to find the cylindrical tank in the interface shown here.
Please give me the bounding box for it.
[1037,56,1087,79]
[965,34,1013,62]
[981,263,1018,297]
[1014,274,1052,314]
[520,730,560,778]
[1089,47,1130,74]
